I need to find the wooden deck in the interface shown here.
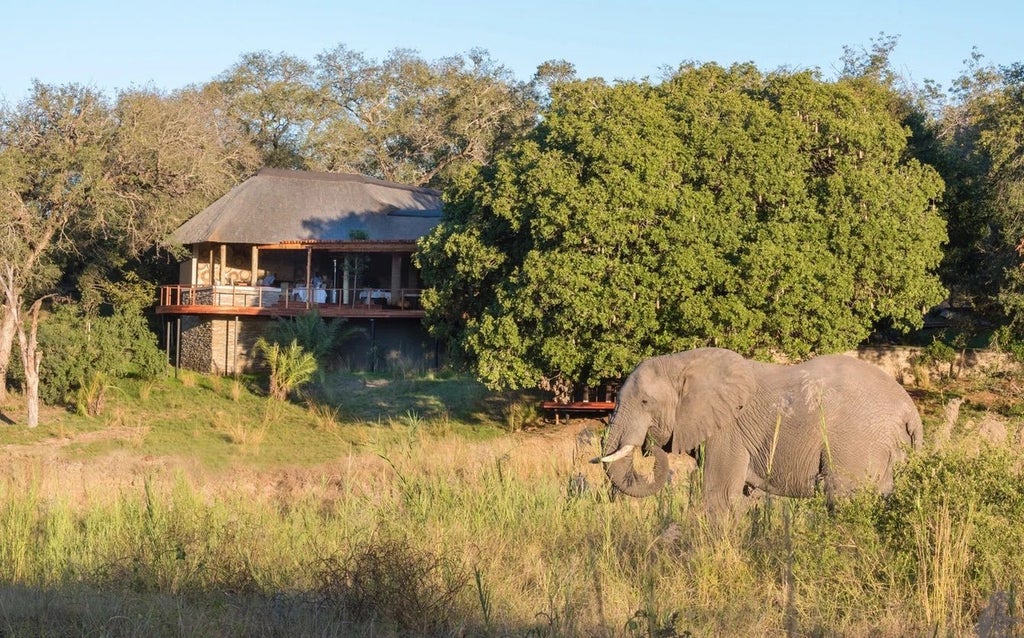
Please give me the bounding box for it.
[156,303,424,319]
[155,284,425,319]
[542,401,616,424]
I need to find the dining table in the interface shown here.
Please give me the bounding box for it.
[293,286,327,303]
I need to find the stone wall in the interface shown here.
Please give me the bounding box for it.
[175,316,272,375]
[850,345,1017,386]
[177,316,212,372]
[173,316,436,375]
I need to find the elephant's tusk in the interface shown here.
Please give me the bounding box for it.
[599,444,636,463]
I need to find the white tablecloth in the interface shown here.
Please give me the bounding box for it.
[358,290,391,303]
[293,286,327,303]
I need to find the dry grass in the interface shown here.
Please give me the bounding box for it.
[307,401,340,431]
[915,501,975,633]
[216,415,269,454]
[177,370,197,388]
[229,377,244,402]
[0,369,1022,636]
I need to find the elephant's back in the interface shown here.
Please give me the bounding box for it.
[800,354,911,398]
[799,354,921,444]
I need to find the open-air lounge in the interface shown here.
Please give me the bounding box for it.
[156,168,444,373]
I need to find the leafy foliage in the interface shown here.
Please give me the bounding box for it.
[32,304,166,406]
[0,81,258,421]
[927,53,1024,330]
[262,308,362,367]
[418,64,948,390]
[217,46,539,186]
[878,444,1024,593]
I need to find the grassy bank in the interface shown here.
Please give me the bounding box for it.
[0,368,1022,636]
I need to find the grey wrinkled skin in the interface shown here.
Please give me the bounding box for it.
[601,348,922,511]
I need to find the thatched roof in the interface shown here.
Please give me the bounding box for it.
[173,168,443,245]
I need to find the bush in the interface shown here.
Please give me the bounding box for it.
[254,337,317,400]
[992,324,1024,362]
[917,337,959,378]
[34,304,165,406]
[316,533,468,634]
[876,444,1024,620]
[74,371,110,417]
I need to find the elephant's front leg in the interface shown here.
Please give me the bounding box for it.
[701,433,750,512]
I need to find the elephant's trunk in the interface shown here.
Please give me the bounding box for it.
[603,443,670,497]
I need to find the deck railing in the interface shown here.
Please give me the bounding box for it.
[158,284,424,311]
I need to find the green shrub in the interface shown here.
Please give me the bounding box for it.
[74,371,111,417]
[34,304,165,407]
[254,337,317,400]
[991,324,1024,362]
[877,445,1024,612]
[918,337,959,375]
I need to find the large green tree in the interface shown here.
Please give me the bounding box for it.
[931,53,1024,331]
[417,64,947,395]
[0,83,115,423]
[0,83,259,423]
[109,86,262,257]
[313,46,538,186]
[214,51,319,169]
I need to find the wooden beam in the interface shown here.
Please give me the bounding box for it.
[390,254,402,298]
[219,244,227,285]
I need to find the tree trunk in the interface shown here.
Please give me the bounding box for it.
[16,300,44,428]
[0,265,23,406]
[0,307,14,404]
[24,358,39,428]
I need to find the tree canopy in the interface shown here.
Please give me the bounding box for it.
[216,46,539,187]
[417,63,948,393]
[927,53,1024,335]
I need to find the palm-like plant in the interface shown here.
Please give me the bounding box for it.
[266,308,363,367]
[254,337,317,400]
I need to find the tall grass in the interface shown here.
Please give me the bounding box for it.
[1,371,1023,636]
[4,431,1017,637]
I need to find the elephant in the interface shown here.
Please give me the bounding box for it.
[598,348,922,511]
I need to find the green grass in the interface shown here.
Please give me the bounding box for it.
[0,368,509,471]
[1,366,1023,636]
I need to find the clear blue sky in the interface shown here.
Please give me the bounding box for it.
[1,0,1020,102]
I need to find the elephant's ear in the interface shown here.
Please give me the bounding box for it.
[670,348,756,454]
